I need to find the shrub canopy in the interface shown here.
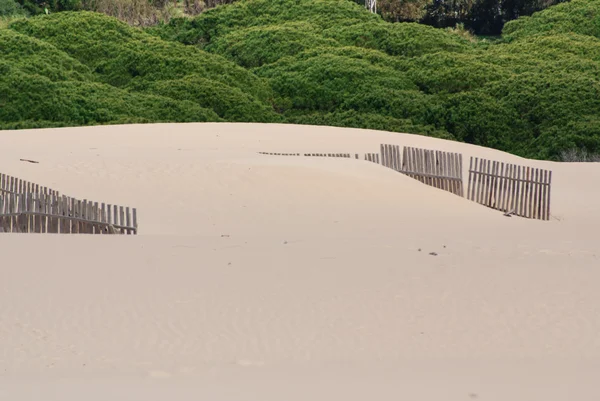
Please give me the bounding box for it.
[3,0,600,160]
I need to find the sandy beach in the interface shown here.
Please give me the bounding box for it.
[1,123,599,400]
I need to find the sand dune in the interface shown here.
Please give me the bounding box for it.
[1,123,599,400]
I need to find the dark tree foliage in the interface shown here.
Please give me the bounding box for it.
[17,0,81,15]
[1,0,26,16]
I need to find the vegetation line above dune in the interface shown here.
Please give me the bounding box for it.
[2,0,600,161]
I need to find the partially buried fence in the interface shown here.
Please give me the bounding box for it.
[0,173,138,234]
[378,144,463,196]
[1,173,59,197]
[467,157,552,220]
[402,146,463,197]
[259,145,552,220]
[258,152,352,158]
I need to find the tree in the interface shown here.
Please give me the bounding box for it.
[378,0,432,21]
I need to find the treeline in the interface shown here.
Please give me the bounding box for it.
[3,0,567,34]
[2,0,239,25]
[2,0,600,160]
[358,0,567,35]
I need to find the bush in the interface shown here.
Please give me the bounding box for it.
[1,0,26,16]
[206,22,340,68]
[137,76,282,122]
[4,0,600,160]
[256,47,417,111]
[502,0,600,41]
[10,12,273,101]
[322,21,471,57]
[1,12,278,127]
[0,70,221,125]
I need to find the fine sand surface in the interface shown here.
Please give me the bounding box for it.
[1,123,600,400]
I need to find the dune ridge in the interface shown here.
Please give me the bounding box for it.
[1,123,599,400]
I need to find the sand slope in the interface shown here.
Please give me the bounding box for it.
[1,123,599,400]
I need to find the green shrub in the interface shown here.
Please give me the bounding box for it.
[10,12,273,101]
[322,21,471,57]
[0,69,221,125]
[403,52,507,94]
[502,0,600,41]
[1,0,26,17]
[136,76,282,122]
[0,29,92,81]
[256,47,417,111]
[206,22,340,68]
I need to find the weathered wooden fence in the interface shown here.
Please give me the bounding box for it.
[259,146,553,220]
[400,146,463,197]
[365,153,380,163]
[0,192,137,234]
[1,173,59,197]
[259,152,354,158]
[0,173,138,234]
[380,144,402,171]
[467,157,552,220]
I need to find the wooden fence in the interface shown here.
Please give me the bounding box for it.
[365,153,380,163]
[380,144,402,171]
[1,173,59,197]
[259,152,352,158]
[0,192,137,234]
[259,146,553,220]
[467,157,552,220]
[400,146,463,197]
[0,173,138,234]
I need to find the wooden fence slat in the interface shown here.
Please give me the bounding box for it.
[540,170,547,220]
[529,167,535,219]
[447,153,453,193]
[133,208,138,234]
[477,158,486,205]
[490,161,498,208]
[538,169,544,220]
[467,157,474,201]
[93,202,99,234]
[440,151,447,191]
[101,203,106,234]
[516,166,524,217]
[126,207,131,235]
[119,206,125,235]
[423,150,430,186]
[532,168,539,219]
[427,150,435,188]
[472,157,480,203]
[415,148,423,183]
[40,191,46,233]
[438,151,445,190]
[546,171,552,220]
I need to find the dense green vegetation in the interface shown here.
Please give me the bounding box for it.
[2,0,600,160]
